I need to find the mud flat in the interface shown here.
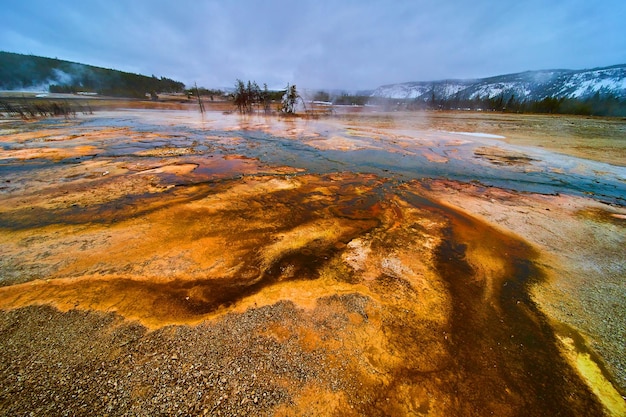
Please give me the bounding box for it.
[0,107,624,416]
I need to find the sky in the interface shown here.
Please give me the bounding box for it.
[2,0,626,91]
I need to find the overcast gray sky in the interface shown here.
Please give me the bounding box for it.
[2,0,625,90]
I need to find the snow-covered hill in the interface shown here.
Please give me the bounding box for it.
[372,65,626,101]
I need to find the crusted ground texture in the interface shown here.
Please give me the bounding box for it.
[0,106,624,416]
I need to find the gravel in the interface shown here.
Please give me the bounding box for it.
[0,301,344,416]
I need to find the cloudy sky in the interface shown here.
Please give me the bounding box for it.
[2,0,625,90]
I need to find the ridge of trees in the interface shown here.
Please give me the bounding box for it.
[0,51,185,98]
[371,92,626,117]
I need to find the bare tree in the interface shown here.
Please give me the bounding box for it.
[261,83,271,114]
[194,82,205,114]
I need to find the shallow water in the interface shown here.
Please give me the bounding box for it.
[6,109,620,203]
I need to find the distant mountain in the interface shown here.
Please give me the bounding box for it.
[372,65,626,101]
[0,51,185,98]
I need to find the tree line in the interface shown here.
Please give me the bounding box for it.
[232,80,303,114]
[1,51,185,98]
[371,92,626,117]
[311,90,370,106]
[49,73,185,98]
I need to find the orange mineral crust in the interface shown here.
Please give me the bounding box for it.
[0,108,624,416]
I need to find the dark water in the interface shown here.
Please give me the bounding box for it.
[423,191,605,416]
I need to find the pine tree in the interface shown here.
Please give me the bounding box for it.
[281,84,301,114]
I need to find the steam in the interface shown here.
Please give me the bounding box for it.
[51,68,74,85]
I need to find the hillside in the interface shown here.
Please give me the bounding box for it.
[372,65,626,101]
[0,51,185,98]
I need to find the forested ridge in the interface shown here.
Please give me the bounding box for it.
[0,51,185,98]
